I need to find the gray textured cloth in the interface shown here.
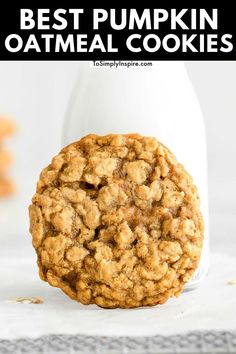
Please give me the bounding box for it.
[1,331,236,354]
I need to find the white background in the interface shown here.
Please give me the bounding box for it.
[0,61,235,256]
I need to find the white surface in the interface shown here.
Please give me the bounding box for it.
[0,251,235,340]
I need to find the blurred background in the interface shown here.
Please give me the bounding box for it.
[0,61,235,258]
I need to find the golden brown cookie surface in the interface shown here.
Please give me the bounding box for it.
[29,134,204,308]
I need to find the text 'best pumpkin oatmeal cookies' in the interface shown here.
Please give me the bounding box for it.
[29,134,204,309]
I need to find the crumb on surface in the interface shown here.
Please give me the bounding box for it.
[14,297,44,304]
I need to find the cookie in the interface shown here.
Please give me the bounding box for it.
[29,134,204,308]
[0,176,14,197]
[0,118,15,139]
[0,148,13,173]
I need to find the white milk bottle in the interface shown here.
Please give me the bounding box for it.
[63,61,209,289]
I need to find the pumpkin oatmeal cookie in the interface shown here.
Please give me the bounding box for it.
[0,118,15,139]
[0,176,14,197]
[0,148,13,173]
[29,134,204,308]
